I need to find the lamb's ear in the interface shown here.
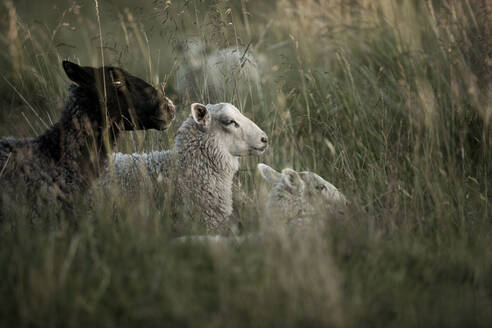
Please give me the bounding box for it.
[281,168,304,190]
[258,163,281,184]
[62,60,94,86]
[298,171,313,184]
[191,103,210,126]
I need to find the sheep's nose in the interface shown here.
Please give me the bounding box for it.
[164,96,175,113]
[167,103,176,115]
[261,136,268,144]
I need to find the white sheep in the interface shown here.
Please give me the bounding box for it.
[106,102,268,234]
[257,163,347,227]
[177,41,264,103]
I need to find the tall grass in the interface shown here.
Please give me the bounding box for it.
[1,0,491,327]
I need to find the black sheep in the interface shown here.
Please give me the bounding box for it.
[0,60,175,207]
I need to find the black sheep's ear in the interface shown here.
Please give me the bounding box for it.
[62,60,94,86]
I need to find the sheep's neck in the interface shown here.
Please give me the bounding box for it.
[201,135,238,175]
[174,122,238,231]
[38,86,118,180]
[176,122,239,176]
[176,134,238,181]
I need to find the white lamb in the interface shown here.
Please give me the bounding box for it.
[258,164,347,227]
[106,103,268,234]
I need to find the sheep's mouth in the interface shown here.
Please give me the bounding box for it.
[251,145,268,154]
[150,116,174,130]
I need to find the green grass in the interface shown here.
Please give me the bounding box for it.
[1,0,491,327]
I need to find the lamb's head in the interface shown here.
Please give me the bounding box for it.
[297,171,348,206]
[62,60,175,131]
[258,164,305,195]
[190,102,268,156]
[258,164,347,219]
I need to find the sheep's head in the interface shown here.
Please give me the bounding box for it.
[190,102,268,156]
[258,164,305,199]
[62,60,175,131]
[297,171,348,206]
[258,164,347,217]
[258,164,304,194]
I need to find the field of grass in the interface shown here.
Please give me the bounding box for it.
[1,0,491,327]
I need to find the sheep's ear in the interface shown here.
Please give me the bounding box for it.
[281,168,304,190]
[258,163,281,184]
[62,60,94,86]
[191,103,209,126]
[298,171,313,184]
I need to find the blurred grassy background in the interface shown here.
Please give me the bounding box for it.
[1,0,492,327]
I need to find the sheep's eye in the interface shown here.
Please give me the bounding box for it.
[113,80,125,88]
[225,119,239,128]
[315,185,326,191]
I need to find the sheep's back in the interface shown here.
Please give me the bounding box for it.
[0,136,85,204]
[1,137,50,185]
[104,151,173,190]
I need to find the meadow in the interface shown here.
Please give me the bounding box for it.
[0,0,491,327]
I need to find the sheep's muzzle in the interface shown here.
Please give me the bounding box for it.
[153,95,176,130]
